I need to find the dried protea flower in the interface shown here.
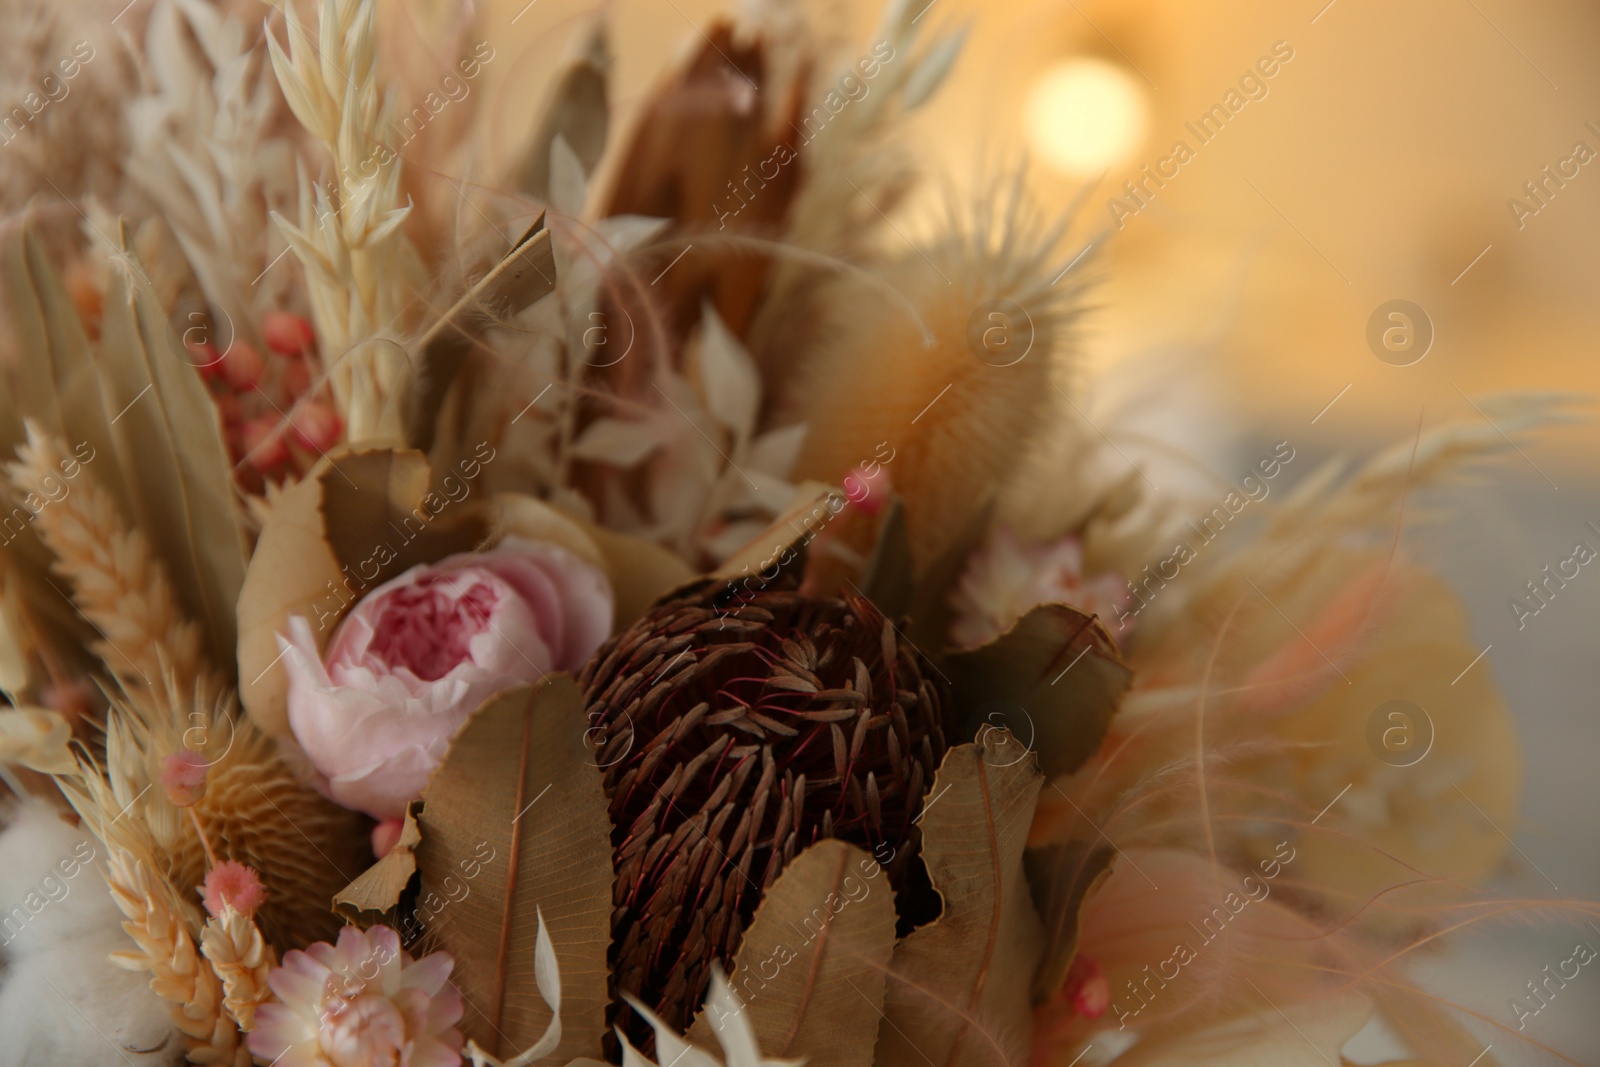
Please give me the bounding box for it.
[579,577,949,1042]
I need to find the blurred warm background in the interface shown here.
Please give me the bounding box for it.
[457,0,1599,1059]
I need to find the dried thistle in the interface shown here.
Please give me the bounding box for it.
[579,579,948,1042]
[65,675,368,951]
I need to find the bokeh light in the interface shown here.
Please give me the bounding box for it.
[1024,57,1148,177]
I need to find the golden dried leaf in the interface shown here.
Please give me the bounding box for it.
[415,678,613,1061]
[334,807,423,926]
[876,735,1044,1067]
[945,604,1131,779]
[1023,841,1114,1004]
[687,839,897,1067]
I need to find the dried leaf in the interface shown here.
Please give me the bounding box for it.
[517,18,610,201]
[415,678,613,1061]
[688,839,897,1067]
[859,497,913,619]
[334,807,422,926]
[318,448,488,580]
[707,481,841,585]
[945,604,1131,779]
[876,735,1044,1067]
[568,417,667,467]
[236,464,344,738]
[97,224,247,670]
[0,225,107,491]
[548,134,590,220]
[697,304,761,445]
[405,217,557,452]
[1023,842,1114,1003]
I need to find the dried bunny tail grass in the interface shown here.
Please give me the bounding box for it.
[5,421,216,704]
[793,171,1094,566]
[105,848,251,1066]
[64,674,367,951]
[265,0,426,438]
[200,904,277,1032]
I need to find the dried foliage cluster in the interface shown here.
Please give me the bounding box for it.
[0,0,1588,1065]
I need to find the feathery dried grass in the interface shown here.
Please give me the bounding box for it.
[200,904,277,1032]
[105,848,250,1066]
[793,174,1092,567]
[5,422,215,703]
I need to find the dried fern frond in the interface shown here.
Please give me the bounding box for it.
[5,422,215,703]
[199,904,276,1032]
[265,0,426,439]
[64,674,367,951]
[105,848,250,1067]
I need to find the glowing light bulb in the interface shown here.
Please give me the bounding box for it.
[1025,57,1148,177]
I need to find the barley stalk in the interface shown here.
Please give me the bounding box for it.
[5,422,218,704]
[200,905,277,1032]
[106,849,251,1066]
[265,0,423,439]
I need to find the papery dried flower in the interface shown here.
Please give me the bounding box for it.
[282,538,614,819]
[579,578,948,1040]
[249,925,463,1067]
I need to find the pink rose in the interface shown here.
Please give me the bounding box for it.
[281,538,613,819]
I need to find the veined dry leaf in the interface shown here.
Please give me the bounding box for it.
[945,604,1131,779]
[877,735,1044,1067]
[1023,842,1114,1004]
[415,678,613,1062]
[687,839,897,1067]
[96,223,247,670]
[568,417,667,467]
[334,806,422,926]
[406,217,557,452]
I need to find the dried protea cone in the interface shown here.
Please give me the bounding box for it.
[578,577,949,1043]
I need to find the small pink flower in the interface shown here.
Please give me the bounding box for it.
[249,925,463,1067]
[160,750,209,807]
[281,538,613,819]
[949,527,1133,649]
[1063,956,1109,1019]
[203,861,267,920]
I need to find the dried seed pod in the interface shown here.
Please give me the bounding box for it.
[578,580,948,1043]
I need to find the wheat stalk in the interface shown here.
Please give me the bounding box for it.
[105,849,251,1066]
[200,904,277,1033]
[265,0,424,440]
[5,422,218,704]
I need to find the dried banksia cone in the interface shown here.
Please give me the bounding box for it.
[578,578,949,1042]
